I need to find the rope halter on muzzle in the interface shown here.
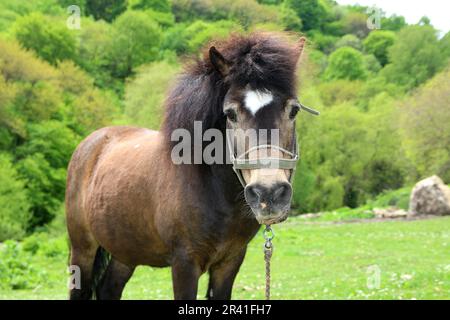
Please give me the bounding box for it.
[226,102,319,188]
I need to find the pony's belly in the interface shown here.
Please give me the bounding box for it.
[91,218,171,267]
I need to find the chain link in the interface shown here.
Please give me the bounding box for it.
[263,225,274,300]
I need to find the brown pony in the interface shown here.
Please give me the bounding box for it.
[66,32,307,300]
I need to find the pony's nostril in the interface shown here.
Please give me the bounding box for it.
[271,182,292,205]
[244,184,262,206]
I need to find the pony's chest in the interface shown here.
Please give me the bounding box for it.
[203,218,260,266]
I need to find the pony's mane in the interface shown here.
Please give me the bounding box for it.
[161,32,301,145]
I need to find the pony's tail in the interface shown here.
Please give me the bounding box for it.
[91,246,111,299]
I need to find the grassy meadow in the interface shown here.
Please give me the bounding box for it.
[1,215,448,300]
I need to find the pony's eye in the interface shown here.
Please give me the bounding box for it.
[289,104,300,119]
[224,109,237,122]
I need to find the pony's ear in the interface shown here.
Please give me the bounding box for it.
[295,37,307,64]
[209,46,231,76]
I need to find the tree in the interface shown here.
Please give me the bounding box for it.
[381,14,406,31]
[0,153,31,241]
[279,5,302,31]
[382,25,445,89]
[285,0,326,31]
[342,11,370,39]
[124,61,180,129]
[13,13,77,65]
[185,20,239,53]
[108,10,162,78]
[399,67,450,182]
[363,30,395,66]
[335,34,362,51]
[324,47,368,80]
[86,0,127,22]
[129,0,171,12]
[439,31,450,60]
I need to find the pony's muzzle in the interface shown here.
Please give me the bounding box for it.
[244,182,292,224]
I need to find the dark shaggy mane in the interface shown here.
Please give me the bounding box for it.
[161,32,301,146]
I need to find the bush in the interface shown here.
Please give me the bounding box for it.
[279,5,302,31]
[108,10,162,78]
[86,0,127,22]
[335,34,362,51]
[13,13,77,65]
[363,30,395,66]
[16,153,66,229]
[399,67,450,182]
[186,20,238,52]
[382,25,445,89]
[0,154,31,241]
[22,233,68,258]
[285,0,326,31]
[368,187,412,210]
[124,61,180,129]
[129,0,171,12]
[324,47,368,80]
[318,79,364,106]
[0,240,46,290]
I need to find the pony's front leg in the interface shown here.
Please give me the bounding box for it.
[206,249,247,300]
[171,257,202,300]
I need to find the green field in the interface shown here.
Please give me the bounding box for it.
[1,215,448,300]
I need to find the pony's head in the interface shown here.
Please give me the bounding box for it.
[208,33,307,225]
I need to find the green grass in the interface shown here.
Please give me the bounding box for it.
[0,216,449,300]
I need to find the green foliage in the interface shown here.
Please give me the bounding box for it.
[363,30,395,66]
[399,67,450,182]
[279,5,302,31]
[0,38,117,232]
[292,161,316,212]
[335,34,362,51]
[16,152,66,228]
[13,13,77,65]
[324,46,367,80]
[381,14,406,31]
[318,79,364,106]
[108,10,162,78]
[124,61,180,129]
[187,20,239,52]
[143,9,175,28]
[382,25,445,89]
[439,31,450,60]
[297,101,406,211]
[162,19,240,54]
[0,154,31,241]
[21,232,67,258]
[308,30,338,53]
[129,0,171,12]
[0,240,46,290]
[171,0,279,29]
[368,186,411,210]
[0,0,65,32]
[285,0,326,31]
[86,0,127,22]
[341,11,370,39]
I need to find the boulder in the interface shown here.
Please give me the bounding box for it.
[409,175,450,216]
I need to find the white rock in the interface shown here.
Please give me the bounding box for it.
[409,175,450,216]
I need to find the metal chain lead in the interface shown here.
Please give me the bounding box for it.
[263,225,274,300]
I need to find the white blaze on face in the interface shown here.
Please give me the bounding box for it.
[244,90,273,115]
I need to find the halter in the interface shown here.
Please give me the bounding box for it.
[227,103,319,188]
